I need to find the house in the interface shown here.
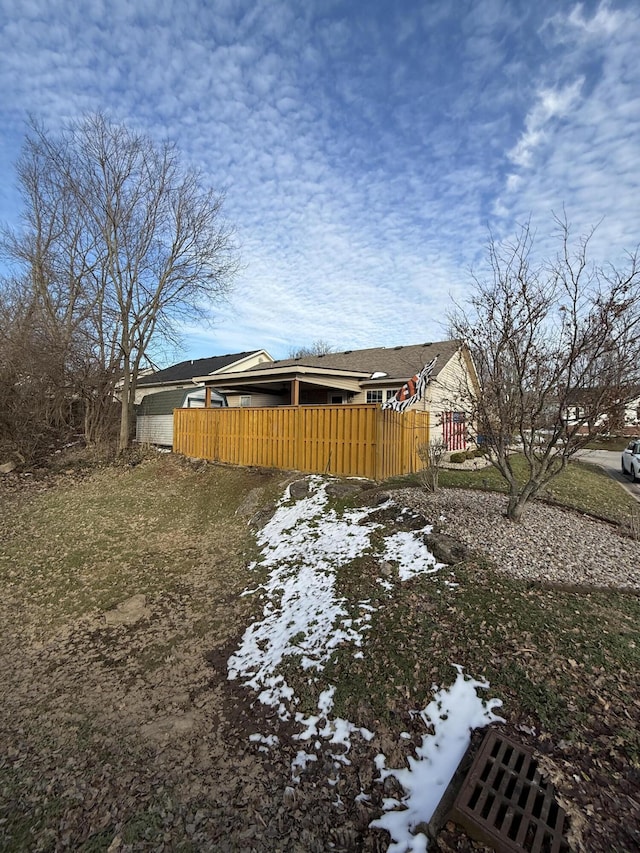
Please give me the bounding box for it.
[563,386,640,435]
[136,387,225,446]
[133,349,273,405]
[624,393,640,428]
[193,340,477,450]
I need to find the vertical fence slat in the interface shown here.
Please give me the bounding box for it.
[173,404,429,479]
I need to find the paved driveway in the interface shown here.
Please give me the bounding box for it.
[575,449,640,502]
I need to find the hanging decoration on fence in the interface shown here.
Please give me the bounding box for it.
[381,356,438,413]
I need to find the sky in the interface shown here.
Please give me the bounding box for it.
[1,0,639,362]
[227,475,503,851]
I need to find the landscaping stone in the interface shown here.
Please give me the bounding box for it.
[288,478,312,499]
[425,532,469,564]
[104,593,151,626]
[398,487,640,590]
[324,481,364,499]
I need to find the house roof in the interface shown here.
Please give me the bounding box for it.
[193,340,468,398]
[566,385,640,405]
[137,387,224,415]
[245,340,462,381]
[137,350,265,387]
[137,388,202,415]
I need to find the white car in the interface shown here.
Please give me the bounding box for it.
[621,439,640,482]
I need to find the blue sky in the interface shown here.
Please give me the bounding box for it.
[1,0,639,362]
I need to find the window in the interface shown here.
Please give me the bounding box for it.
[386,389,399,400]
[331,395,343,404]
[367,390,383,404]
[240,395,251,407]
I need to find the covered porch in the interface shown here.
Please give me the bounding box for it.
[195,364,370,408]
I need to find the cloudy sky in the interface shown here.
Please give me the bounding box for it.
[1,0,639,361]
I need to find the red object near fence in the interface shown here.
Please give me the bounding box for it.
[443,411,466,450]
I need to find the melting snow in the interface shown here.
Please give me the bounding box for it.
[227,476,504,849]
[227,477,385,720]
[381,530,445,581]
[371,666,504,853]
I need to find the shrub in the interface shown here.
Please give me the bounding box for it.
[417,439,447,492]
[449,451,467,464]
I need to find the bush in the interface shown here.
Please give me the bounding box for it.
[417,439,447,492]
[449,451,467,464]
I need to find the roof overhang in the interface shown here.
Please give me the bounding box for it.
[194,364,370,394]
[207,349,273,374]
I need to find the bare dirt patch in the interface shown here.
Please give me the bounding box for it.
[0,458,393,851]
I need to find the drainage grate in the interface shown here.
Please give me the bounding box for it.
[450,729,571,853]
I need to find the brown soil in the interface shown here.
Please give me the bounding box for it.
[0,459,393,851]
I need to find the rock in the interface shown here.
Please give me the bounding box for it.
[104,593,151,626]
[324,481,363,499]
[289,479,312,499]
[235,487,265,517]
[249,506,276,530]
[397,486,640,590]
[0,460,16,474]
[424,532,469,565]
[141,712,196,741]
[379,561,394,578]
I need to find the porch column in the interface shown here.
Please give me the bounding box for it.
[205,387,212,408]
[291,378,300,406]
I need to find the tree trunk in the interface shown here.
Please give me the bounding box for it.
[506,495,525,522]
[119,356,131,453]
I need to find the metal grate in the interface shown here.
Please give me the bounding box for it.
[450,730,571,853]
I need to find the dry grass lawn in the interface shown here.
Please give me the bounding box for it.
[1,452,638,852]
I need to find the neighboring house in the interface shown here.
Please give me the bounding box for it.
[563,386,640,434]
[136,387,225,446]
[193,340,478,449]
[625,394,640,428]
[133,350,273,405]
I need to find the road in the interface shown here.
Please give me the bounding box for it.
[575,449,640,503]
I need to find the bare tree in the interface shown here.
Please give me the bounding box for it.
[417,439,447,493]
[0,275,76,460]
[3,114,237,454]
[1,132,115,454]
[288,339,336,359]
[450,216,640,522]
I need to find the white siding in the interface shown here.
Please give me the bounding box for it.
[221,351,273,373]
[136,415,174,446]
[423,349,475,445]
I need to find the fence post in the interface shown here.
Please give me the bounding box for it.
[375,408,384,480]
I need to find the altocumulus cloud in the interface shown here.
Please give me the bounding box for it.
[1,0,640,359]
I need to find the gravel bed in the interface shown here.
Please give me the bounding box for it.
[395,487,640,591]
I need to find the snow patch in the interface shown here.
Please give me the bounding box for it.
[381,529,445,581]
[371,666,504,852]
[227,476,464,793]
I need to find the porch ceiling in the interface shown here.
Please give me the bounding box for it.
[199,373,362,395]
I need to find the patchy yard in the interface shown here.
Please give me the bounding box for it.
[0,454,639,852]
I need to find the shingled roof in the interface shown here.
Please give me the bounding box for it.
[249,340,462,380]
[137,350,263,387]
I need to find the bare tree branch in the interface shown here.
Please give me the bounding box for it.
[449,216,640,521]
[1,113,238,455]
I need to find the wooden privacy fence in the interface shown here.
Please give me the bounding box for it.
[173,404,430,480]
